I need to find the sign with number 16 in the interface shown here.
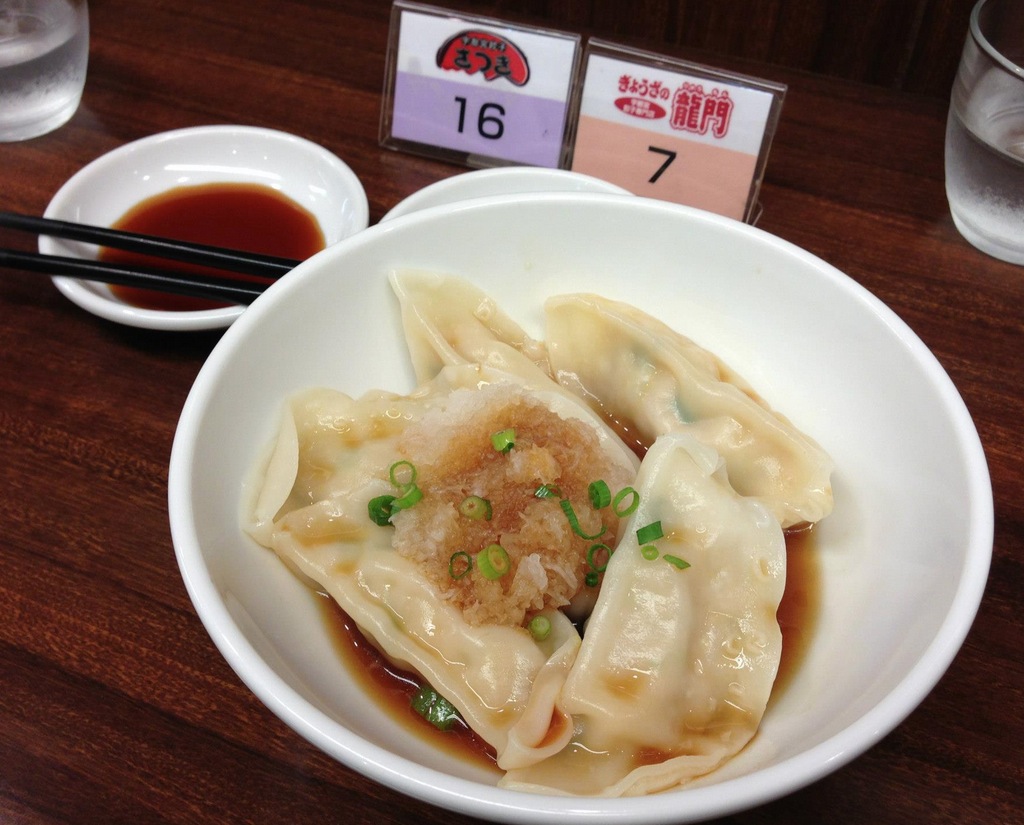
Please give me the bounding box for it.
[381,1,581,169]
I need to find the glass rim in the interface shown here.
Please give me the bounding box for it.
[972,0,1024,79]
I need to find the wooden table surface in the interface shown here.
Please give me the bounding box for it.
[2,2,1021,824]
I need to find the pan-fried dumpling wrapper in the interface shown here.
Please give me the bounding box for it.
[545,293,833,528]
[390,269,551,384]
[243,363,642,768]
[500,432,786,796]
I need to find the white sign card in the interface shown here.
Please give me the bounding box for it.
[380,1,582,169]
[569,40,787,222]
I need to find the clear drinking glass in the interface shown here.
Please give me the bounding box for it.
[944,0,1024,264]
[0,0,89,142]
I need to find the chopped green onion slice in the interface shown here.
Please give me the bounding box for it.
[411,685,462,732]
[640,544,660,561]
[389,460,417,488]
[613,487,640,517]
[391,482,423,511]
[448,551,472,580]
[490,428,516,454]
[477,543,511,580]
[585,570,600,587]
[588,479,611,509]
[534,483,562,499]
[368,494,397,525]
[587,543,612,572]
[527,615,552,641]
[635,520,664,545]
[664,554,691,570]
[458,495,492,521]
[372,460,423,519]
[559,498,607,540]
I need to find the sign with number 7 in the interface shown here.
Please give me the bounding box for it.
[569,40,786,223]
[647,146,677,183]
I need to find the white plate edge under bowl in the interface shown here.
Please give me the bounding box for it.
[381,167,632,223]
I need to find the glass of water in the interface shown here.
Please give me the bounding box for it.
[0,0,88,142]
[945,0,1024,264]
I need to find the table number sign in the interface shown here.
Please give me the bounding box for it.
[381,1,581,168]
[569,41,786,223]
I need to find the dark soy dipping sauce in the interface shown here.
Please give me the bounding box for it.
[316,594,500,770]
[98,182,325,311]
[773,525,821,699]
[317,527,820,764]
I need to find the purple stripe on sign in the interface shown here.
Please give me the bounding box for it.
[392,71,568,167]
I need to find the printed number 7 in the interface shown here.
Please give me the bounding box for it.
[648,146,677,183]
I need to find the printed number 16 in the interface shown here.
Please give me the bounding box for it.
[455,96,505,140]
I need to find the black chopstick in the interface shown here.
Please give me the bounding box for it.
[0,248,266,304]
[0,210,300,277]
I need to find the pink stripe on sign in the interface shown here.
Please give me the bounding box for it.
[571,116,758,220]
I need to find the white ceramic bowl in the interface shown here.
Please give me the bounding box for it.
[381,167,631,222]
[168,193,992,823]
[42,125,369,331]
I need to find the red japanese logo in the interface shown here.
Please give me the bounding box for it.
[616,73,735,137]
[618,74,672,102]
[614,97,667,119]
[436,30,530,86]
[670,83,733,138]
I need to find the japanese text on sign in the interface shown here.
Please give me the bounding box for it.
[380,6,786,223]
[571,43,785,222]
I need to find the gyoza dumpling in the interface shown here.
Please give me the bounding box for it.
[545,293,833,527]
[500,431,786,796]
[390,269,551,384]
[243,363,639,769]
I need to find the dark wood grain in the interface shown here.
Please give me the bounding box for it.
[458,0,977,97]
[1,1,1021,824]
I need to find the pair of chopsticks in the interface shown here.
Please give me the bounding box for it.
[0,210,302,304]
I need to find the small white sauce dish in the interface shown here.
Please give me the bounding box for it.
[42,125,370,331]
[381,167,631,222]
